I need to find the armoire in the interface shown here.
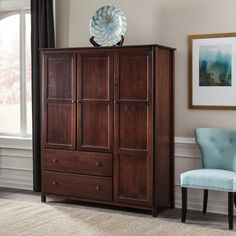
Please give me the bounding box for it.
[40,44,175,216]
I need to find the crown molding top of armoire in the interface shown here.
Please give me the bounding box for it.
[40,44,176,52]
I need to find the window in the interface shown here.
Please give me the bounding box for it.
[0,10,31,137]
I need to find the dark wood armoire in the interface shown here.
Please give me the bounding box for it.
[40,45,175,216]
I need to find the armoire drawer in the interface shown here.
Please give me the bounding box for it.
[43,171,112,201]
[43,149,112,177]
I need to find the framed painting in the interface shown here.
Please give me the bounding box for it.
[189,33,236,109]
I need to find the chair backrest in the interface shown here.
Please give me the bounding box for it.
[195,128,236,171]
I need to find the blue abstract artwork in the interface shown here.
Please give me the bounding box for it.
[199,44,231,86]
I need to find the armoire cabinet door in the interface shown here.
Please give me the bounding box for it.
[77,50,113,152]
[114,48,153,206]
[42,53,76,150]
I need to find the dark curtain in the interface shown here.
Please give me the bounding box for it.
[31,0,55,191]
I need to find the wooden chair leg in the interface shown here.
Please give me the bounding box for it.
[203,189,208,214]
[234,192,236,208]
[182,187,187,223]
[228,192,234,230]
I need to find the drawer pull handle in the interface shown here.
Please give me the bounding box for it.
[52,181,57,185]
[96,162,101,167]
[96,186,101,191]
[52,158,57,163]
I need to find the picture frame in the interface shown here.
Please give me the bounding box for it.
[189,32,236,109]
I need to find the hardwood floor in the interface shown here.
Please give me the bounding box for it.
[0,187,233,231]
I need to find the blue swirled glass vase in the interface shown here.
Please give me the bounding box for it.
[89,5,127,46]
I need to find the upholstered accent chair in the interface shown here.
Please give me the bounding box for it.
[181,128,236,229]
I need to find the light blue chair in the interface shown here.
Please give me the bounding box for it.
[181,128,236,229]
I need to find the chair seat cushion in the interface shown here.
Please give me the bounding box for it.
[181,169,236,192]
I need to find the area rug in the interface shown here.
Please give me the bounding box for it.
[0,198,234,236]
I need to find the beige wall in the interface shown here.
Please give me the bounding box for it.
[55,0,236,137]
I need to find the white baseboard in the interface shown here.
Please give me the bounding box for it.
[0,137,33,190]
[0,175,32,190]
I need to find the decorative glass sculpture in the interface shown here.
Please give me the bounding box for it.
[89,5,127,46]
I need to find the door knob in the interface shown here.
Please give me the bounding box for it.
[96,162,101,167]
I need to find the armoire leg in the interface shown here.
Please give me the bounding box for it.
[152,207,158,217]
[41,194,46,202]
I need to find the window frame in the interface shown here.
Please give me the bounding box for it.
[0,10,31,138]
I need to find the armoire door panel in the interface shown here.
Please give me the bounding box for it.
[42,52,76,150]
[44,102,76,149]
[119,103,147,150]
[79,102,110,150]
[77,50,113,152]
[82,55,110,100]
[116,51,152,101]
[114,48,153,206]
[119,56,147,100]
[46,54,76,100]
[114,153,152,206]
